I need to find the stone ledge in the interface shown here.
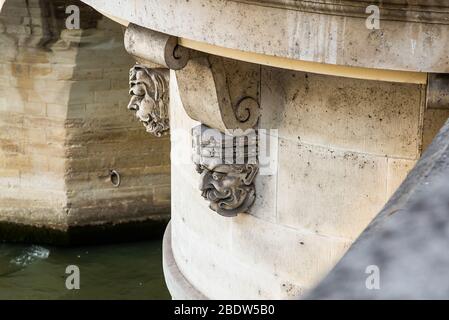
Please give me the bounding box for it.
[82,0,449,73]
[162,221,208,300]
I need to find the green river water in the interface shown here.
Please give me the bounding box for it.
[0,240,170,299]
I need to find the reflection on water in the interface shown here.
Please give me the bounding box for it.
[0,240,170,299]
[9,245,50,268]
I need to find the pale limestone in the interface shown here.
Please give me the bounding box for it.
[172,219,284,300]
[260,67,425,159]
[276,139,388,240]
[23,0,449,299]
[165,60,436,299]
[230,214,352,294]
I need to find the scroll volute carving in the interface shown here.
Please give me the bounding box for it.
[127,65,170,137]
[175,54,260,133]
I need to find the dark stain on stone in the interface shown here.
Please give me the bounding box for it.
[0,216,170,246]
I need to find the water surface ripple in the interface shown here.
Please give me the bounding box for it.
[0,240,169,299]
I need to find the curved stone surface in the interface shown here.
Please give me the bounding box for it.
[162,222,208,300]
[165,60,444,298]
[82,0,449,73]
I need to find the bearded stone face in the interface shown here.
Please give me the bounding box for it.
[197,164,258,217]
[127,65,169,137]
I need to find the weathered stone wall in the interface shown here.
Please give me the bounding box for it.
[78,0,449,299]
[167,64,448,299]
[0,0,170,237]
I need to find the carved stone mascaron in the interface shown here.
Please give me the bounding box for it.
[192,125,259,217]
[127,64,170,137]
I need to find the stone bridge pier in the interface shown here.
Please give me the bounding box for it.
[78,0,449,299]
[0,0,170,243]
[3,0,449,298]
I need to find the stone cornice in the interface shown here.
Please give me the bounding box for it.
[232,0,449,24]
[82,0,449,73]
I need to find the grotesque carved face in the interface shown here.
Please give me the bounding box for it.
[127,65,169,137]
[197,163,258,217]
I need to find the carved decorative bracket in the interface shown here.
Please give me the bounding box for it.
[124,23,189,70]
[124,25,192,136]
[179,56,261,216]
[192,124,259,217]
[176,55,260,133]
[123,24,262,212]
[128,65,170,137]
